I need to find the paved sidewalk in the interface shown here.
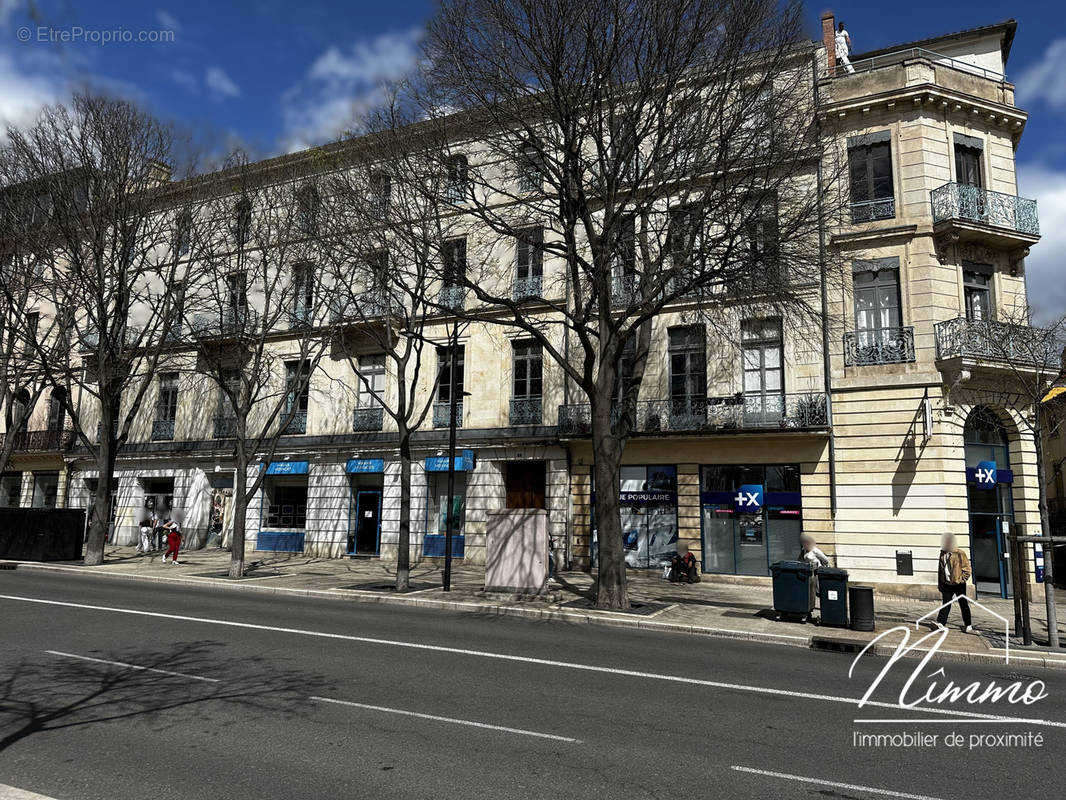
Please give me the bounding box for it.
[5,545,1066,670]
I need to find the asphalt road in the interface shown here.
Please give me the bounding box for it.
[0,570,1063,800]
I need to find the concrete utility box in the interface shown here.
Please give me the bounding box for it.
[485,509,548,594]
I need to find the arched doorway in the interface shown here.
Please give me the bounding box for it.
[964,407,1015,598]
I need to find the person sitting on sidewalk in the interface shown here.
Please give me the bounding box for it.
[668,542,701,584]
[936,533,974,633]
[161,518,182,565]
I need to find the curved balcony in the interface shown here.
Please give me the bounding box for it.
[0,429,75,452]
[843,326,916,366]
[930,183,1040,248]
[934,317,1061,369]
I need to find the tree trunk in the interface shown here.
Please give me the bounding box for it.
[83,433,116,566]
[230,452,248,579]
[591,395,629,610]
[396,432,412,592]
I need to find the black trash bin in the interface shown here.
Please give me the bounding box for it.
[849,585,875,631]
[771,560,815,618]
[818,567,849,627]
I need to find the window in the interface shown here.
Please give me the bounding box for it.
[31,471,59,509]
[283,360,311,435]
[515,227,543,297]
[848,132,894,222]
[0,472,21,507]
[215,368,240,438]
[741,319,784,421]
[505,461,546,509]
[613,336,637,403]
[46,388,66,432]
[23,311,39,355]
[292,262,315,325]
[848,262,913,366]
[963,266,992,321]
[234,196,252,244]
[854,266,902,333]
[668,204,702,270]
[266,481,308,529]
[153,372,178,440]
[226,273,247,311]
[511,341,542,424]
[369,172,391,217]
[518,143,544,193]
[446,155,469,203]
[358,354,386,408]
[442,237,467,286]
[436,345,465,403]
[954,135,983,188]
[744,195,780,270]
[610,116,641,183]
[611,215,639,305]
[296,184,320,234]
[175,210,192,257]
[669,326,707,419]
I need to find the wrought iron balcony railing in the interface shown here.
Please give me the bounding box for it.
[850,197,896,224]
[512,276,542,301]
[438,285,467,311]
[281,409,307,435]
[0,429,76,452]
[151,419,175,441]
[611,274,641,306]
[934,317,1061,366]
[843,326,916,366]
[191,308,258,338]
[509,397,542,425]
[930,183,1040,237]
[353,406,385,432]
[557,393,829,436]
[289,307,315,329]
[328,292,392,323]
[213,416,238,438]
[433,400,463,429]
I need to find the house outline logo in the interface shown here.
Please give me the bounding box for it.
[914,594,1011,664]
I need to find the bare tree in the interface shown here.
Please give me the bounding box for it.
[317,128,457,591]
[941,304,1066,647]
[179,151,332,578]
[1,93,185,564]
[369,0,835,607]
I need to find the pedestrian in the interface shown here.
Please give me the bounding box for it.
[668,541,701,584]
[799,534,830,569]
[161,517,182,565]
[935,534,974,633]
[138,516,153,554]
[835,21,855,75]
[152,513,164,551]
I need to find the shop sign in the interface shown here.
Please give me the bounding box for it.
[733,484,764,513]
[346,458,385,474]
[425,449,475,472]
[974,460,997,489]
[264,461,309,475]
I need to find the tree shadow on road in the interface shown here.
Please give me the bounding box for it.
[0,641,327,753]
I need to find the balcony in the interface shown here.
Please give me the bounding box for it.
[556,393,829,437]
[611,274,641,307]
[509,397,542,426]
[150,419,175,441]
[191,308,258,339]
[930,183,1040,248]
[0,429,75,452]
[850,197,895,224]
[289,308,315,329]
[433,400,463,429]
[438,285,466,311]
[934,317,1061,368]
[512,276,542,301]
[843,326,916,366]
[328,292,391,323]
[213,416,238,438]
[352,406,385,432]
[281,410,307,436]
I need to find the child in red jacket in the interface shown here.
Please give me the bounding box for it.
[162,519,182,565]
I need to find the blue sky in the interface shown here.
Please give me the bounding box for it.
[0,0,1063,312]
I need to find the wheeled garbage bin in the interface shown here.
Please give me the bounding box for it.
[818,567,849,627]
[770,560,815,619]
[849,585,875,632]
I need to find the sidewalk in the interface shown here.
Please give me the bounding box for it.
[6,546,1066,670]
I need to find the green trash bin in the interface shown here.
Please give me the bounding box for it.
[770,560,815,618]
[818,567,849,627]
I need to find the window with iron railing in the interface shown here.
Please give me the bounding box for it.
[669,325,707,422]
[435,344,465,428]
[291,262,315,327]
[153,372,179,440]
[283,360,311,435]
[514,227,543,299]
[446,154,469,203]
[848,133,895,223]
[511,341,542,425]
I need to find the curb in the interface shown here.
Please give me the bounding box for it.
[7,561,1066,671]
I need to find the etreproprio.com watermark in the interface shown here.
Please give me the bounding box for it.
[16,26,176,45]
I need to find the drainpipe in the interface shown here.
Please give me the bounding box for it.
[813,52,838,520]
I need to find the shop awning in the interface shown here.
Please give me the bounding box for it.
[264,461,309,475]
[425,449,475,472]
[346,458,385,474]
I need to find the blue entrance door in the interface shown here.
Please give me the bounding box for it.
[349,490,382,555]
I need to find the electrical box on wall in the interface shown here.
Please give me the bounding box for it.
[895,550,913,576]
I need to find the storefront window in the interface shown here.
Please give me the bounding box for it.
[428,472,466,535]
[32,472,59,509]
[0,473,22,507]
[266,479,308,529]
[699,464,802,576]
[592,465,679,569]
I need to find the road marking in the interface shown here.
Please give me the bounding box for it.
[310,696,580,742]
[730,766,945,800]
[4,593,1065,728]
[0,783,63,799]
[44,650,221,683]
[855,718,1037,724]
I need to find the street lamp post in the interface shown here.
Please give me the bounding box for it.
[443,318,464,592]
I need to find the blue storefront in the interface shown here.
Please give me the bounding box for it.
[422,450,474,558]
[700,464,803,576]
[257,460,309,552]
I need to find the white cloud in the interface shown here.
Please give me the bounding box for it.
[0,0,21,28]
[205,66,240,101]
[170,68,196,92]
[1016,39,1066,111]
[0,52,61,130]
[1017,164,1066,322]
[280,27,422,152]
[155,10,182,33]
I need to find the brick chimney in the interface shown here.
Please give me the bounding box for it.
[822,12,836,72]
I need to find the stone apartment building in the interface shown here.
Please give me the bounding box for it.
[2,16,1055,599]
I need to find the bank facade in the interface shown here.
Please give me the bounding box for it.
[5,17,1055,600]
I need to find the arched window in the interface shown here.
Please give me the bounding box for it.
[47,387,67,432]
[963,406,1010,467]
